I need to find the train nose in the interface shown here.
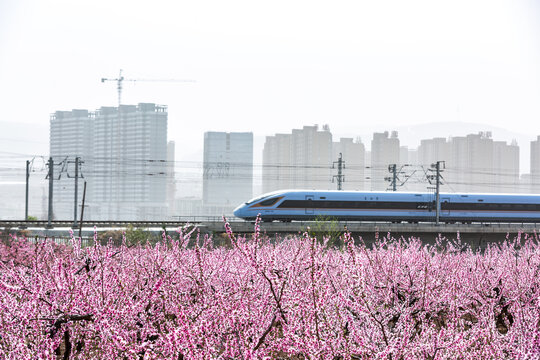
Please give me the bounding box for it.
[233,204,245,218]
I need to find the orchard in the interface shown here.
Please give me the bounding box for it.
[0,219,539,359]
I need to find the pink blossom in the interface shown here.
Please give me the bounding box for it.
[0,226,539,358]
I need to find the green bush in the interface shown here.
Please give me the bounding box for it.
[308,215,344,247]
[96,225,160,246]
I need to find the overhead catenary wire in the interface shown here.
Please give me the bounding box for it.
[0,152,523,174]
[1,172,536,187]
[1,154,537,187]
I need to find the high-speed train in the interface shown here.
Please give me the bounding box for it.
[233,190,540,223]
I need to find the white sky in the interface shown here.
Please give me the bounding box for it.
[1,0,539,165]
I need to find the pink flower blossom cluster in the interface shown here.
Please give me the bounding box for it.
[1,221,539,359]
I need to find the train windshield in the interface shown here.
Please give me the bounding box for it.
[245,195,268,205]
[245,191,283,205]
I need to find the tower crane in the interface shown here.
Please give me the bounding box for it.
[101,69,195,107]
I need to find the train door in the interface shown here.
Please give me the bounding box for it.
[305,195,314,215]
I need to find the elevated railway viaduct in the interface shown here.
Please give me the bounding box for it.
[1,220,538,249]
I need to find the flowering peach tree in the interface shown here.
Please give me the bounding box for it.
[0,219,539,359]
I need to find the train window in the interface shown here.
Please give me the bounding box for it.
[478,199,484,202]
[320,196,326,199]
[259,198,280,206]
[278,200,304,208]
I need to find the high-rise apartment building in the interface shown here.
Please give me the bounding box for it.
[410,137,452,192]
[493,140,519,192]
[262,125,333,193]
[370,131,400,190]
[49,109,94,220]
[50,103,168,220]
[417,138,449,167]
[445,132,521,193]
[290,125,333,189]
[531,136,540,193]
[332,138,365,190]
[415,132,519,194]
[262,133,292,193]
[92,103,168,220]
[203,132,253,212]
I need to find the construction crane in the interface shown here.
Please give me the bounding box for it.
[101,69,195,107]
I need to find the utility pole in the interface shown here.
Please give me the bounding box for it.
[73,157,80,227]
[332,153,345,190]
[427,161,445,225]
[385,164,414,191]
[78,181,87,239]
[46,157,54,228]
[385,164,398,191]
[435,162,440,225]
[54,156,85,226]
[25,160,30,220]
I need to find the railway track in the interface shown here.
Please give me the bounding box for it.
[0,220,193,228]
[1,219,540,234]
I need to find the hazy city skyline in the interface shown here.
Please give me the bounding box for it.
[1,0,539,166]
[0,116,538,219]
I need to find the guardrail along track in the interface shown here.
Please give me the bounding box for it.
[1,220,540,235]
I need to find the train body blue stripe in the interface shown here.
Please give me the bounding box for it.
[234,190,540,222]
